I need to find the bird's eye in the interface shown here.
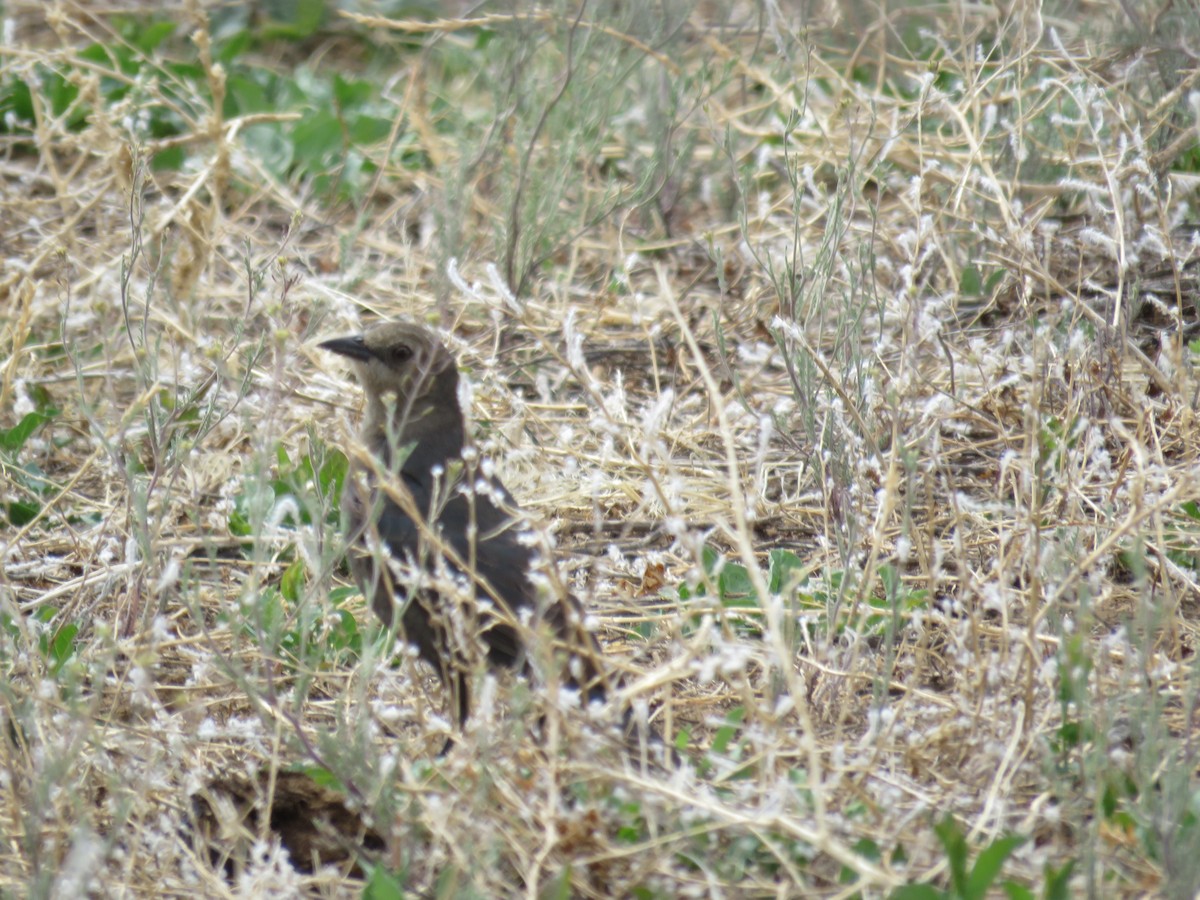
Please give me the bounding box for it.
[389,345,413,364]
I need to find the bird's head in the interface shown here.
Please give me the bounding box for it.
[320,321,461,445]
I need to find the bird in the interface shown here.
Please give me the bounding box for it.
[318,320,610,744]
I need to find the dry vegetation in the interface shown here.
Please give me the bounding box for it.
[3,1,1200,896]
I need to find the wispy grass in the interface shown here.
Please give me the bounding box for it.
[3,1,1200,896]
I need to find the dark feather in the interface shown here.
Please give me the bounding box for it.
[322,321,607,737]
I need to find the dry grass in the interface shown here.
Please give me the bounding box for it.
[3,0,1200,896]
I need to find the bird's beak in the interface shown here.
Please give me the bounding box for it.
[319,335,373,361]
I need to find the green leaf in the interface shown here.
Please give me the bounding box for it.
[933,816,969,894]
[768,548,805,593]
[78,41,129,75]
[318,448,348,496]
[44,622,79,672]
[1001,884,1034,900]
[259,0,326,39]
[43,69,86,119]
[543,864,573,900]
[226,73,271,116]
[24,382,54,411]
[333,74,373,109]
[711,706,745,754]
[0,77,34,128]
[349,114,393,146]
[280,558,305,603]
[879,562,898,594]
[616,824,641,843]
[363,864,406,900]
[328,585,359,606]
[718,562,753,602]
[292,109,342,168]
[960,264,983,296]
[228,509,252,537]
[965,835,1024,900]
[852,836,882,861]
[242,122,293,177]
[327,609,361,656]
[1,612,20,640]
[673,727,690,752]
[1041,860,1075,900]
[888,887,945,900]
[216,30,253,64]
[151,146,185,171]
[298,765,344,792]
[0,410,56,453]
[6,500,41,527]
[254,589,285,636]
[134,20,177,53]
[1100,779,1121,818]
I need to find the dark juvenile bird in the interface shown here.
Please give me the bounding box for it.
[319,321,608,739]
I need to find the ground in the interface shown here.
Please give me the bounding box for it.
[2,1,1199,897]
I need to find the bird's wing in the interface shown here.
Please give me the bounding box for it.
[436,487,539,667]
[366,462,600,678]
[362,468,531,666]
[436,485,608,691]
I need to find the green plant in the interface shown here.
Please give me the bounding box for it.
[416,3,714,297]
[891,816,1027,900]
[0,388,59,527]
[675,543,926,643]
